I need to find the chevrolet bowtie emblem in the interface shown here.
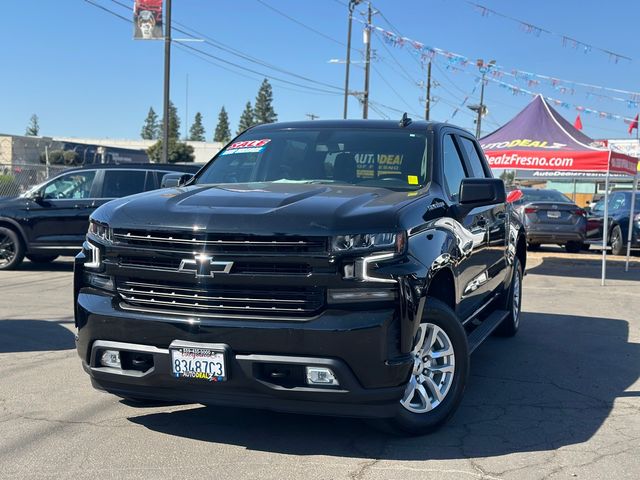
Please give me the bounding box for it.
[178,254,233,278]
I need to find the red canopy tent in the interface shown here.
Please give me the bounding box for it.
[479,95,638,284]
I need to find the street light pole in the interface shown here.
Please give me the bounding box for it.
[343,0,360,119]
[362,2,372,119]
[161,0,172,163]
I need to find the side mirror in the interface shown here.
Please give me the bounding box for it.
[30,191,44,204]
[459,178,506,207]
[161,173,194,188]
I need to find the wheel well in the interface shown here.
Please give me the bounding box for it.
[426,268,456,311]
[0,220,25,247]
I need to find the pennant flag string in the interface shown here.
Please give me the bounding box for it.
[356,19,640,104]
[465,2,631,63]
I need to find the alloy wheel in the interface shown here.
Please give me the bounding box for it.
[0,232,17,267]
[400,323,456,414]
[512,266,521,328]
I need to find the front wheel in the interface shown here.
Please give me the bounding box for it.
[610,226,624,256]
[494,256,523,337]
[385,298,469,435]
[0,227,25,271]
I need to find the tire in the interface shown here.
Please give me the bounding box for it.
[581,243,591,252]
[384,298,469,435]
[26,254,59,264]
[565,241,582,254]
[494,256,523,337]
[610,226,624,256]
[527,243,540,251]
[0,226,25,271]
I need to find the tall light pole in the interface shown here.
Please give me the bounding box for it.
[343,0,361,119]
[161,0,172,163]
[362,2,372,119]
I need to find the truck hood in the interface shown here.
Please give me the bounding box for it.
[94,182,422,235]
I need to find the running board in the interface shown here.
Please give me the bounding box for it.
[468,309,509,353]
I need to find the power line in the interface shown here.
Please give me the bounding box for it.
[254,0,347,48]
[87,0,343,96]
[108,0,343,93]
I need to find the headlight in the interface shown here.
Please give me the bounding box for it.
[88,220,112,243]
[331,232,405,254]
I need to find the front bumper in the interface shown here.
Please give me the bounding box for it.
[76,290,412,419]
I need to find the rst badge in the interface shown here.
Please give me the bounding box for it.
[178,254,233,278]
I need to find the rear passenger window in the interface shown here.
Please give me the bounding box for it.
[459,137,488,178]
[442,135,467,200]
[102,170,147,198]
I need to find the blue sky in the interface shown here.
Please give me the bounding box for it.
[1,0,639,141]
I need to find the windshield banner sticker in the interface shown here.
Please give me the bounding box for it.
[221,139,271,155]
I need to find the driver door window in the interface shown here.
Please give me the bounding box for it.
[43,171,96,200]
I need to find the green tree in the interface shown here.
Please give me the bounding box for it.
[254,78,277,124]
[141,107,159,140]
[159,101,181,141]
[237,101,255,134]
[147,139,195,163]
[25,114,40,136]
[189,112,206,141]
[213,106,231,143]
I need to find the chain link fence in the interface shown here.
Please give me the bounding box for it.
[0,163,69,197]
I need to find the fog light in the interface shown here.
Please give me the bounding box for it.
[328,288,396,303]
[100,350,121,368]
[306,367,339,386]
[84,272,114,291]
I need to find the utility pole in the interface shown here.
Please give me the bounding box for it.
[362,2,372,119]
[476,71,485,138]
[473,59,495,138]
[425,60,432,121]
[343,0,361,119]
[161,0,172,163]
[305,113,319,120]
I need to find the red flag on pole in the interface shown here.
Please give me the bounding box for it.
[628,113,639,135]
[574,114,583,130]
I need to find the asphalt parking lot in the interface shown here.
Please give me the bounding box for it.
[1,251,639,480]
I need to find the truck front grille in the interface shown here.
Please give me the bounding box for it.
[117,280,325,318]
[113,229,327,255]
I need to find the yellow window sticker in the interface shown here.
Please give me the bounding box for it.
[407,175,419,185]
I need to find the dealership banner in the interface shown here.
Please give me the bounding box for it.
[481,96,638,177]
[134,0,163,40]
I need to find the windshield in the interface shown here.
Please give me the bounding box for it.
[514,189,572,205]
[195,128,429,190]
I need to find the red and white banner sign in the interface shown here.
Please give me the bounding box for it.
[134,0,163,40]
[486,149,637,176]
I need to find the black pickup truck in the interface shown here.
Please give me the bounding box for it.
[74,119,526,434]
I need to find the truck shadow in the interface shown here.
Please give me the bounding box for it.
[0,319,75,353]
[128,312,638,459]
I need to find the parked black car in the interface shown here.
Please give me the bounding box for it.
[75,120,526,434]
[586,190,640,255]
[511,187,586,253]
[0,163,201,270]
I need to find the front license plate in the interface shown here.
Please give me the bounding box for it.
[547,211,561,219]
[171,347,226,382]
